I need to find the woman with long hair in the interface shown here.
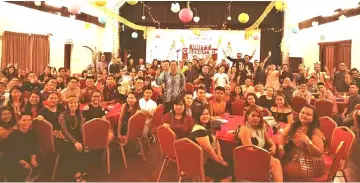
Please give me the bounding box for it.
[117,92,141,139]
[24,91,44,118]
[0,106,17,142]
[162,97,194,139]
[230,84,244,103]
[4,86,26,120]
[278,105,325,181]
[258,87,275,110]
[190,106,232,182]
[58,96,87,182]
[270,93,293,124]
[237,105,283,182]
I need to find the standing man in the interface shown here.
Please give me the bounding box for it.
[162,61,185,114]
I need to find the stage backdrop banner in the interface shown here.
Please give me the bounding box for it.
[145,27,261,64]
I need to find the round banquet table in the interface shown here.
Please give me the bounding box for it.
[215,115,287,162]
[79,103,121,127]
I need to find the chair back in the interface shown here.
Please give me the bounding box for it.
[173,138,205,181]
[327,141,346,182]
[82,118,111,149]
[233,145,270,182]
[151,89,159,102]
[353,110,360,141]
[32,120,55,153]
[291,96,308,113]
[127,112,147,141]
[315,99,333,118]
[231,101,244,116]
[151,104,164,129]
[79,79,86,89]
[319,117,337,146]
[156,126,177,161]
[330,127,355,169]
[185,82,194,93]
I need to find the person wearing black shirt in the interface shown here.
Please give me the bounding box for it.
[2,113,39,181]
[333,63,349,93]
[38,66,53,83]
[184,62,199,84]
[194,65,212,93]
[21,72,43,92]
[339,83,360,127]
[279,64,294,84]
[348,68,360,94]
[258,87,275,110]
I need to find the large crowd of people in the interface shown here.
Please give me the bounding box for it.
[0,51,359,182]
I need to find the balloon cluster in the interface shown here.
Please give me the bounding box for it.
[179,8,193,23]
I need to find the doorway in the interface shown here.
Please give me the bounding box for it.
[64,43,73,70]
[319,40,351,75]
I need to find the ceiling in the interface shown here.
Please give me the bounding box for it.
[119,1,284,30]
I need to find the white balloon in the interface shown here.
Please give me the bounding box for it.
[193,16,200,23]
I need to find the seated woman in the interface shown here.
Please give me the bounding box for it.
[278,105,325,181]
[24,91,44,119]
[82,90,114,142]
[0,106,16,144]
[190,106,232,182]
[1,112,39,181]
[36,92,65,135]
[244,93,271,116]
[230,84,244,103]
[58,96,87,182]
[270,93,293,124]
[258,87,275,110]
[117,92,141,139]
[3,85,26,121]
[237,105,283,182]
[162,97,194,139]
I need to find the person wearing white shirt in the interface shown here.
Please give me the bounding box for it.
[213,65,229,87]
[139,87,157,137]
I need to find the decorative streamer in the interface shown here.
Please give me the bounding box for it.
[90,2,147,38]
[245,1,276,39]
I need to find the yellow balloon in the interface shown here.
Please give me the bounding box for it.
[238,13,249,24]
[127,1,138,5]
[193,29,200,36]
[275,1,285,11]
[84,23,91,29]
[95,1,108,7]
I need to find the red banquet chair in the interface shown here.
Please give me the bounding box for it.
[324,127,355,182]
[231,101,244,116]
[291,96,308,113]
[116,112,147,168]
[306,141,346,182]
[156,126,177,182]
[173,138,205,182]
[82,118,111,174]
[32,120,59,180]
[315,99,333,118]
[151,104,164,132]
[233,145,271,182]
[353,110,360,141]
[319,117,337,147]
[185,82,194,93]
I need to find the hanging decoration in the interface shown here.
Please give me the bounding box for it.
[238,13,249,23]
[68,3,81,14]
[179,1,193,23]
[192,29,201,36]
[217,36,222,48]
[171,3,180,13]
[252,31,260,40]
[291,27,299,34]
[90,2,147,38]
[34,1,42,6]
[245,1,276,39]
[143,2,161,28]
[127,1,138,6]
[84,23,91,29]
[180,36,185,47]
[95,1,108,7]
[132,32,138,38]
[193,16,200,23]
[98,17,107,24]
[275,1,285,12]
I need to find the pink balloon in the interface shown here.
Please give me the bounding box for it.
[179,8,193,23]
[155,34,161,38]
[68,3,81,14]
